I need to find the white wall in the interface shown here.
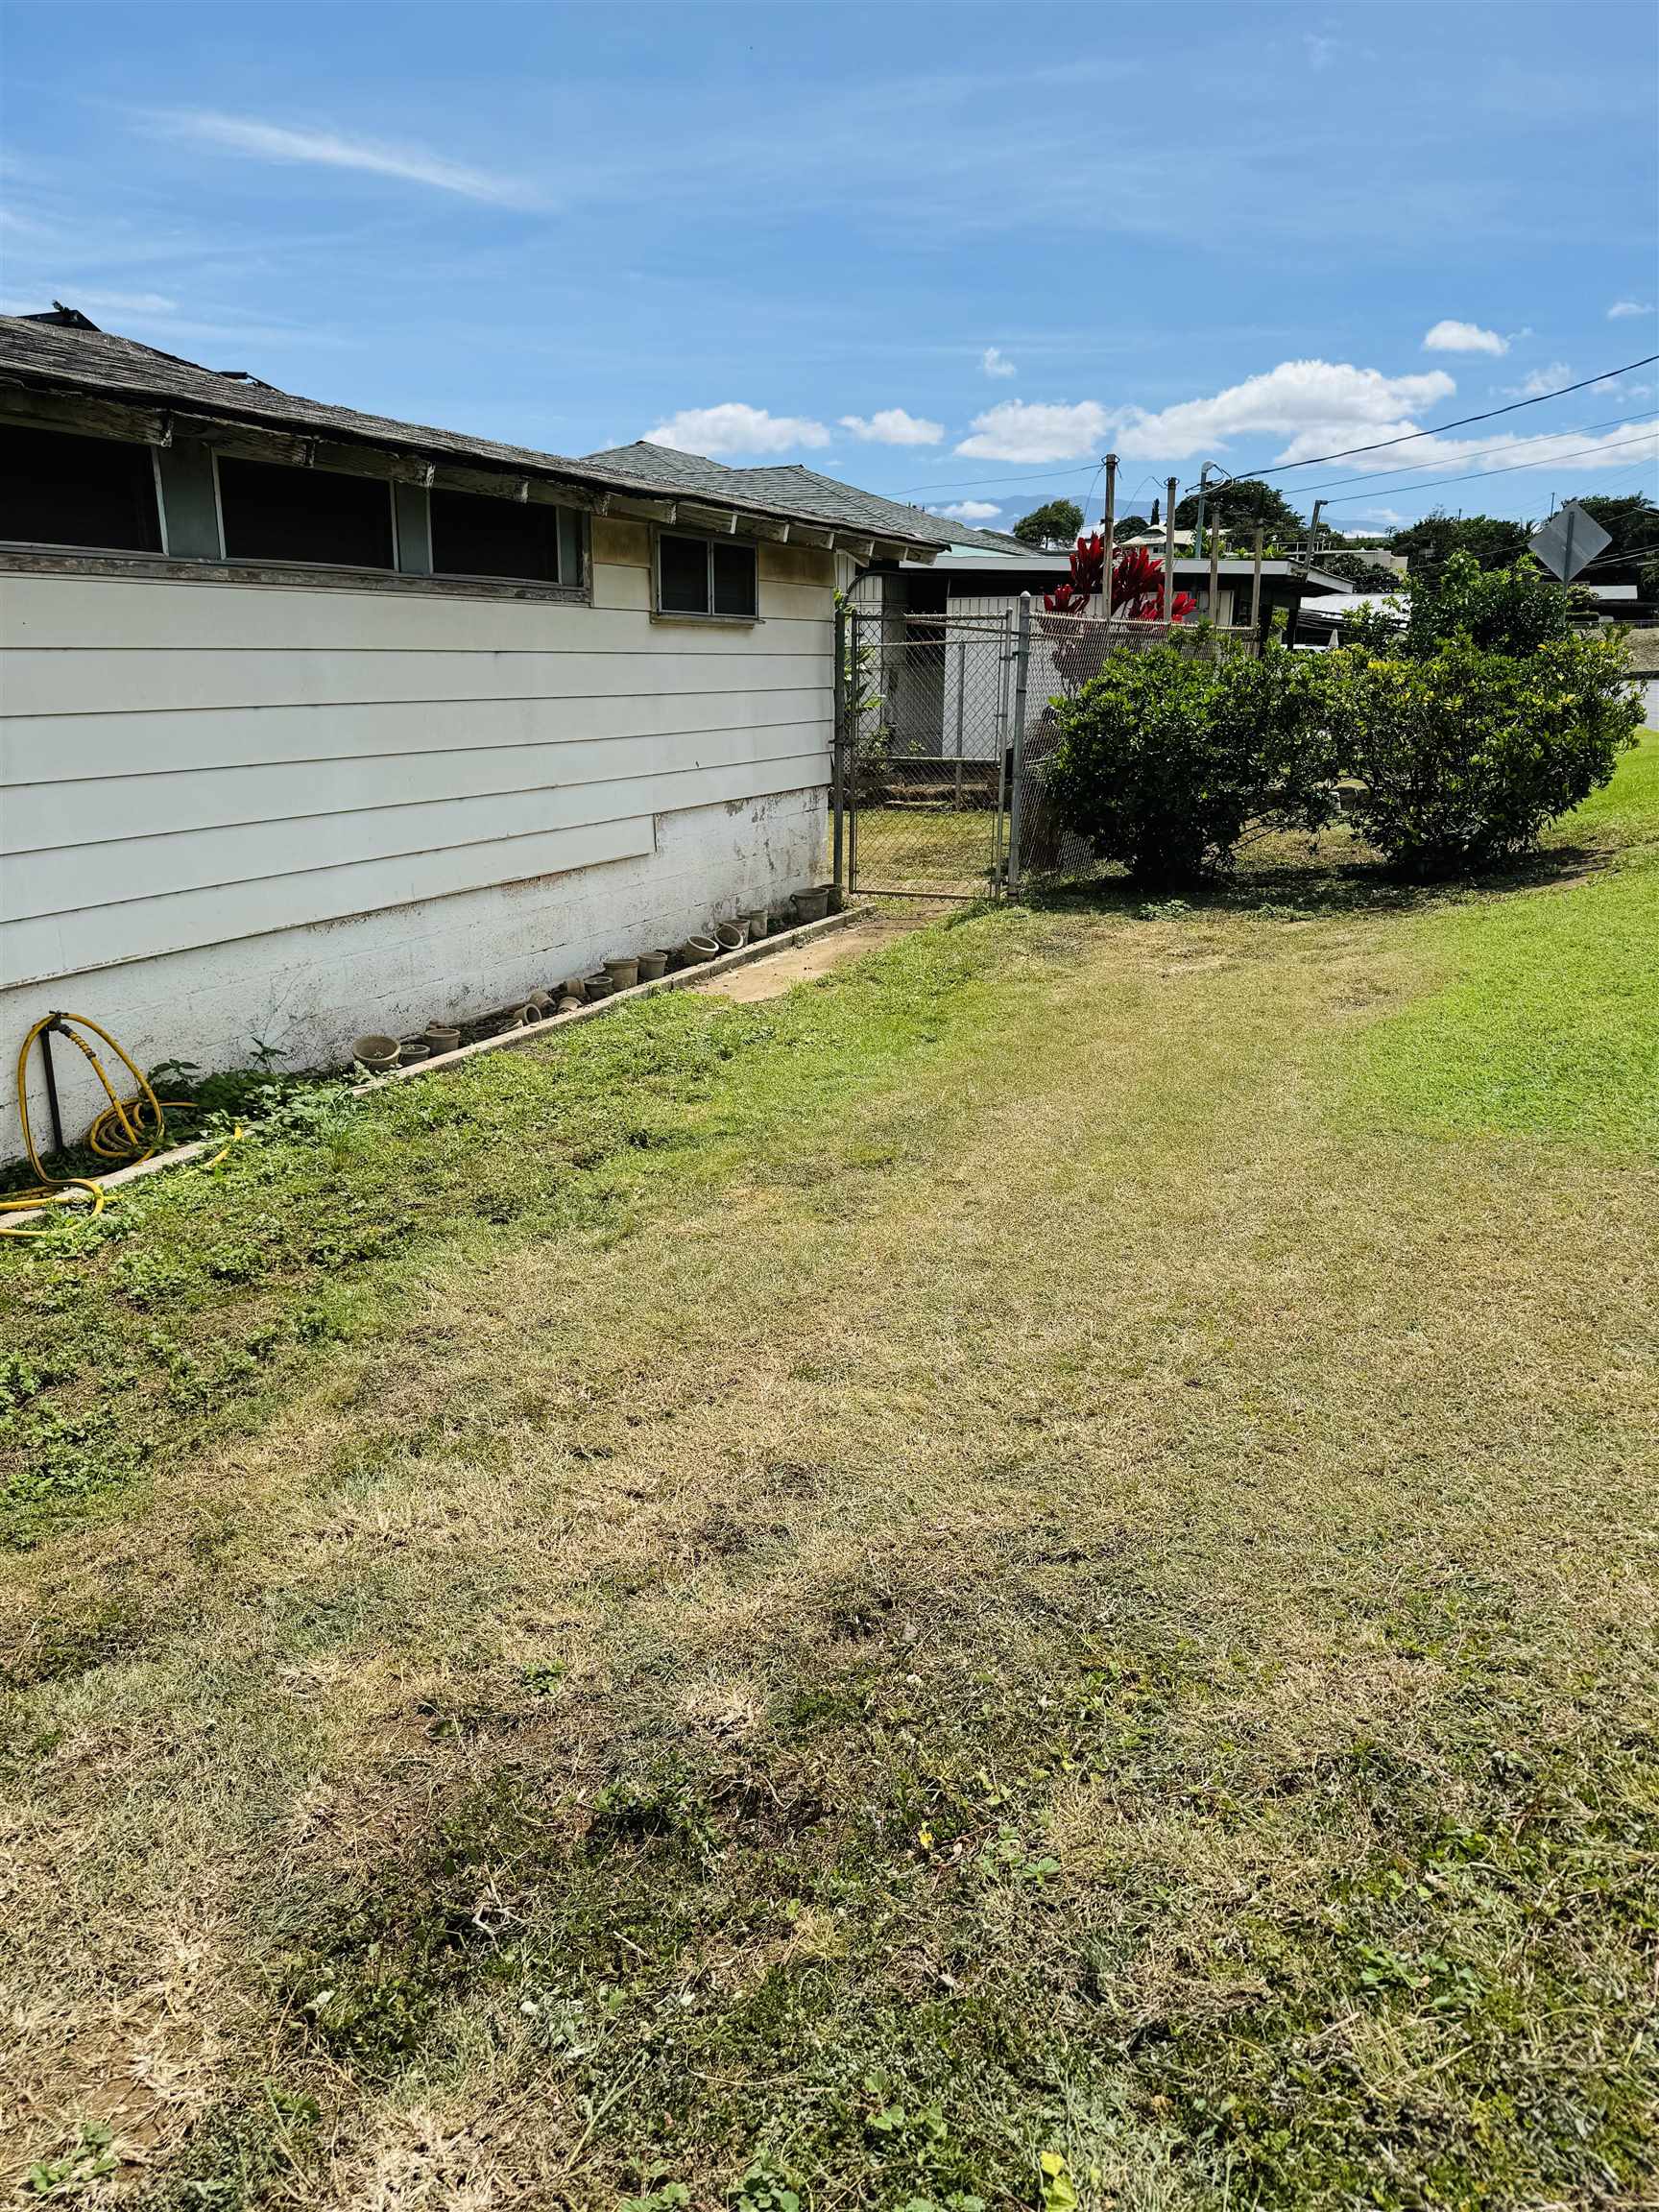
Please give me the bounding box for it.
[0,520,834,1158]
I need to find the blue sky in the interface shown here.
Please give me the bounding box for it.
[3,0,1656,536]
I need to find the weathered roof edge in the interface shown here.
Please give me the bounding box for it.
[0,318,943,559]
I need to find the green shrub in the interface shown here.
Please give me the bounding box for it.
[1334,633,1640,876]
[1046,641,1338,889]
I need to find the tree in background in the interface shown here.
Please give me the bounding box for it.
[1316,550,1404,589]
[1569,493,1659,589]
[1013,498,1083,549]
[1173,477,1305,542]
[1388,512,1528,580]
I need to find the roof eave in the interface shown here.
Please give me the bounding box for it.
[0,350,940,559]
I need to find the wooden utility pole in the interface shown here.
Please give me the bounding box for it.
[1163,476,1178,624]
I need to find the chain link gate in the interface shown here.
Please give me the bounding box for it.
[834,601,1019,899]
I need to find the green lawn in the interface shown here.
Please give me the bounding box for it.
[2,740,1656,2210]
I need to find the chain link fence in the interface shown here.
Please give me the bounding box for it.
[835,588,1261,899]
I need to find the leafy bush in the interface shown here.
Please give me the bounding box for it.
[1046,640,1338,888]
[1333,632,1640,876]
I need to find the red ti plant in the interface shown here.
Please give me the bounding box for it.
[1040,536,1196,689]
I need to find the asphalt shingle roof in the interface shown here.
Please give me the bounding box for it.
[582,442,1027,556]
[0,318,945,553]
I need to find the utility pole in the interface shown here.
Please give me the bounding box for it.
[1308,499,1327,564]
[1163,476,1179,625]
[1100,452,1118,627]
[1191,460,1218,564]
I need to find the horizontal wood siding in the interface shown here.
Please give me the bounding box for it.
[1,558,834,990]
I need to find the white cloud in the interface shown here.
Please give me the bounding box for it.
[645,402,830,456]
[935,500,1002,522]
[1423,319,1508,356]
[981,347,1017,379]
[837,407,945,445]
[956,398,1111,461]
[1304,32,1339,70]
[1503,360,1571,398]
[147,110,531,204]
[1112,359,1456,463]
[1608,299,1653,319]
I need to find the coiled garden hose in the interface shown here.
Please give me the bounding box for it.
[1,1012,240,1238]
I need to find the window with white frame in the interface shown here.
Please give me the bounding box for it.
[657,531,758,620]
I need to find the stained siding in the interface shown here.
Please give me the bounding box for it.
[1,539,835,995]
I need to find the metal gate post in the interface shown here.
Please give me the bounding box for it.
[832,600,847,900]
[1005,591,1034,899]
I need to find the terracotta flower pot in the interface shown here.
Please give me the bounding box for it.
[604,956,639,991]
[791,887,831,923]
[715,922,747,952]
[352,1033,401,1073]
[425,1022,461,1055]
[741,908,770,940]
[637,951,669,982]
[682,935,719,964]
[585,972,615,999]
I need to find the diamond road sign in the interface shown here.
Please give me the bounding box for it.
[1528,500,1610,582]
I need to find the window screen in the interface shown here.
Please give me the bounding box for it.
[0,422,162,553]
[430,487,575,583]
[218,454,394,568]
[712,541,758,618]
[660,533,709,613]
[659,532,758,617]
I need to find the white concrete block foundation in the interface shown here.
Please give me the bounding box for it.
[3,786,826,1164]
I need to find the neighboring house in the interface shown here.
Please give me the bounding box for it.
[0,312,944,1159]
[1624,627,1659,726]
[862,545,1353,755]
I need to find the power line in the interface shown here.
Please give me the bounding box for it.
[1207,355,1659,484]
[1317,429,1658,509]
[900,351,1659,498]
[1267,409,1656,502]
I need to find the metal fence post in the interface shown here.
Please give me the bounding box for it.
[832,600,847,900]
[953,638,967,809]
[1006,591,1033,899]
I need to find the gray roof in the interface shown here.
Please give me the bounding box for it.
[583,442,1026,556]
[900,545,1355,591]
[0,316,942,554]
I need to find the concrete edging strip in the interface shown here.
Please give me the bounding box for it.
[5,907,858,1226]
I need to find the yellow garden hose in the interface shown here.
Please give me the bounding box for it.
[1,1013,241,1238]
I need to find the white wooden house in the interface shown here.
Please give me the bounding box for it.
[0,312,956,1159]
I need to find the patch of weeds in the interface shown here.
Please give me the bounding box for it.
[588,1763,719,1863]
[619,2173,691,2212]
[730,2152,802,2212]
[110,1249,200,1309]
[128,2084,320,2210]
[974,1825,1061,1887]
[25,2124,117,2199]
